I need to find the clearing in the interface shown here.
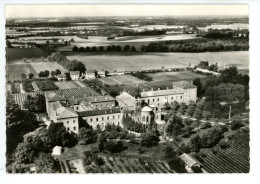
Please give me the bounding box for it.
[30,62,68,74]
[64,51,249,72]
[6,64,38,81]
[6,48,47,63]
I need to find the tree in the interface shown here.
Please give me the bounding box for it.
[130,45,136,52]
[193,78,202,98]
[140,131,160,147]
[189,135,201,152]
[35,153,58,173]
[116,45,121,52]
[38,71,44,78]
[141,45,146,52]
[97,133,107,152]
[51,71,55,77]
[177,102,187,116]
[107,46,111,51]
[23,94,46,112]
[123,45,130,52]
[28,73,34,79]
[186,101,196,116]
[72,46,78,52]
[193,100,204,119]
[54,69,61,76]
[168,157,186,173]
[86,46,91,52]
[99,46,104,52]
[44,70,49,77]
[78,127,97,145]
[92,46,97,52]
[105,141,125,153]
[171,101,179,113]
[21,73,27,80]
[78,47,85,52]
[166,115,183,137]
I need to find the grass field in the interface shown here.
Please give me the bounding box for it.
[6,48,47,63]
[99,75,146,85]
[54,81,78,90]
[147,71,207,82]
[64,51,249,72]
[30,62,68,74]
[6,64,38,81]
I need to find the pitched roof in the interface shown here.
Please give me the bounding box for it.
[180,153,199,167]
[173,81,197,89]
[56,107,78,119]
[77,108,121,117]
[46,93,66,102]
[116,92,136,107]
[70,71,80,75]
[141,88,183,98]
[57,74,66,78]
[68,96,115,105]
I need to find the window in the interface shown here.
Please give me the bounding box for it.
[76,107,78,110]
[157,98,159,101]
[67,127,69,131]
[74,127,76,131]
[148,99,150,104]
[101,104,103,108]
[171,97,173,100]
[106,104,108,107]
[113,116,115,119]
[67,121,69,124]
[102,117,104,121]
[96,118,98,121]
[180,96,182,99]
[95,105,98,108]
[153,99,155,102]
[107,116,109,120]
[73,120,75,123]
[90,118,92,122]
[118,115,120,118]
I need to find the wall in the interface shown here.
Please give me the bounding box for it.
[57,117,79,134]
[82,112,122,129]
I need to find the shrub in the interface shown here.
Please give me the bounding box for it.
[219,141,230,149]
[200,122,212,129]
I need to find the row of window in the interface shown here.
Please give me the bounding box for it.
[66,120,76,124]
[146,96,182,104]
[89,115,121,122]
[67,126,77,131]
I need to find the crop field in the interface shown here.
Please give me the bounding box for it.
[30,62,68,74]
[99,75,146,85]
[6,64,38,81]
[147,71,207,82]
[202,131,249,173]
[54,81,79,90]
[6,48,47,63]
[97,156,175,173]
[64,51,249,72]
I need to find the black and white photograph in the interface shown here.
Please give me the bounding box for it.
[3,3,252,175]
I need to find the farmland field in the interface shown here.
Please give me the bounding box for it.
[147,71,207,82]
[6,48,47,63]
[64,51,249,72]
[99,75,146,85]
[30,62,68,74]
[6,64,38,81]
[202,130,249,173]
[54,81,78,90]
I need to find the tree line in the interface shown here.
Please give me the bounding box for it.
[72,45,137,52]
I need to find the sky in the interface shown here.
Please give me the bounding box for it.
[5,4,249,18]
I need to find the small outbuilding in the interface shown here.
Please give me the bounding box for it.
[180,153,201,173]
[52,146,63,156]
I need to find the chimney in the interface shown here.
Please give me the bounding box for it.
[151,88,153,91]
[158,88,160,91]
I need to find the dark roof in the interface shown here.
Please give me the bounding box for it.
[78,108,121,117]
[70,71,80,75]
[173,81,197,89]
[68,96,115,105]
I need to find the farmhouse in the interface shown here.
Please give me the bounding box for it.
[70,71,80,80]
[57,74,66,81]
[85,70,96,80]
[98,71,106,78]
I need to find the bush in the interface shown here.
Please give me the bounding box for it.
[219,141,230,149]
[231,121,244,130]
[35,80,58,91]
[105,141,125,153]
[200,122,212,129]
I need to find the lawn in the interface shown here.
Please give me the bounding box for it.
[30,62,68,74]
[6,48,47,63]
[54,81,78,90]
[99,75,146,85]
[6,64,38,81]
[64,51,249,72]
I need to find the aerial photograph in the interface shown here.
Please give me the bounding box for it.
[5,4,249,174]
